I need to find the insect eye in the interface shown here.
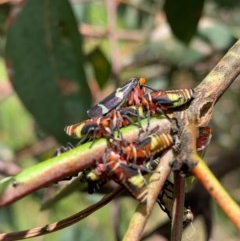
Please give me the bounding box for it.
[139,77,146,85]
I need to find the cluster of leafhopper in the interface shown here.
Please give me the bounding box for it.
[57,77,211,225]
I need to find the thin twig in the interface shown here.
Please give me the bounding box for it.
[0,187,123,241]
[79,24,144,41]
[170,173,185,241]
[112,199,121,241]
[123,149,174,241]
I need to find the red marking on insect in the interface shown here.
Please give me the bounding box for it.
[87,77,147,117]
[122,133,174,164]
[196,126,212,151]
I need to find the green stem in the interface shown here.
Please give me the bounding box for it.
[0,116,170,207]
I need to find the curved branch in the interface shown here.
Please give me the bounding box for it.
[171,39,240,231]
[0,187,123,240]
[0,117,171,207]
[191,39,240,126]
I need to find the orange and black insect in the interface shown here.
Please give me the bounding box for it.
[64,106,146,144]
[87,77,147,118]
[122,133,174,164]
[83,132,174,202]
[141,88,195,116]
[104,150,150,203]
[100,141,173,203]
[64,116,111,144]
[79,168,108,194]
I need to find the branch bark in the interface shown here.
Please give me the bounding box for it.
[171,39,240,232]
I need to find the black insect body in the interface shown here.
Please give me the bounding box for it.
[81,132,175,203]
[64,106,146,144]
[141,88,195,117]
[87,77,146,117]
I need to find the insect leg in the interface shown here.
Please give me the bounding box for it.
[53,142,75,156]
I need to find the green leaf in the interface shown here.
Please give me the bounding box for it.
[87,47,111,88]
[199,23,233,51]
[6,0,91,143]
[0,4,10,47]
[87,2,107,26]
[212,0,240,8]
[132,39,206,66]
[164,0,205,43]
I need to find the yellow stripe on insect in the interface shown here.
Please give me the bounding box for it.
[150,133,174,154]
[165,89,194,107]
[64,123,84,138]
[125,174,148,203]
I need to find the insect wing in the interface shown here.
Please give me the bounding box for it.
[87,92,122,117]
[164,88,194,107]
[133,136,152,160]
[119,106,139,117]
[106,160,139,180]
[87,78,138,117]
[105,158,148,203]
[64,119,98,138]
[150,89,194,108]
[150,91,180,107]
[123,174,148,203]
